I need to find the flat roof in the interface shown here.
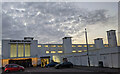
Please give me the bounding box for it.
[63,37,72,39]
[94,38,103,40]
[107,30,116,32]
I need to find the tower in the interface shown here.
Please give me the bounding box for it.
[107,30,117,47]
[63,37,72,53]
[94,38,104,49]
[24,37,34,40]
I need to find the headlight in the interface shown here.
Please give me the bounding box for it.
[20,66,24,68]
[55,64,59,66]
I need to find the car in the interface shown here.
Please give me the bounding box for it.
[55,62,73,69]
[4,64,24,73]
[45,62,58,67]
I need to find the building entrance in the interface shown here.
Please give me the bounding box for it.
[9,59,32,67]
[40,56,50,67]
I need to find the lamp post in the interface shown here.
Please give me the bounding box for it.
[1,55,3,68]
[85,28,90,67]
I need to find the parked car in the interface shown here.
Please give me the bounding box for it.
[55,62,73,69]
[4,64,24,73]
[45,62,58,67]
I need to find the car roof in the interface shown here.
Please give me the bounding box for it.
[5,64,18,66]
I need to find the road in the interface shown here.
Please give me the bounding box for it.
[0,68,2,74]
[24,67,92,72]
[0,66,119,74]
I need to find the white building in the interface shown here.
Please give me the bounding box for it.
[1,30,120,68]
[2,37,38,67]
[38,30,120,68]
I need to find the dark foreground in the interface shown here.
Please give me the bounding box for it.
[1,66,120,74]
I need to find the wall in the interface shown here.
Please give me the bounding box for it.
[54,46,120,68]
[0,55,1,68]
[2,40,10,59]
[30,40,38,58]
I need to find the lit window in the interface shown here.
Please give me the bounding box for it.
[51,51,56,53]
[84,45,87,47]
[10,44,17,57]
[72,45,76,47]
[51,45,56,47]
[83,50,87,52]
[25,44,30,57]
[72,51,76,53]
[58,45,62,47]
[78,50,82,53]
[89,45,94,47]
[18,44,24,57]
[44,45,48,47]
[58,51,63,53]
[38,45,42,47]
[78,45,82,47]
[46,51,49,54]
[104,45,108,47]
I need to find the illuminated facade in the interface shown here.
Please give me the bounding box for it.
[2,37,38,67]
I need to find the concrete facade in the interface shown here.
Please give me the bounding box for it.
[53,46,119,68]
[1,30,120,68]
[37,30,119,68]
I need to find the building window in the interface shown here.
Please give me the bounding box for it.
[25,44,30,57]
[18,44,24,57]
[84,45,87,47]
[78,45,82,47]
[58,45,62,47]
[72,51,76,53]
[51,45,56,47]
[109,33,110,36]
[104,45,108,47]
[51,51,56,53]
[83,50,87,52]
[58,51,63,53]
[78,50,82,53]
[44,45,48,47]
[38,45,42,47]
[89,45,94,47]
[10,44,17,57]
[72,45,76,47]
[46,51,49,54]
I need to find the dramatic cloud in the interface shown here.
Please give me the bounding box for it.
[2,2,118,44]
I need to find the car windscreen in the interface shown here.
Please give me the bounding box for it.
[11,65,18,68]
[6,65,11,68]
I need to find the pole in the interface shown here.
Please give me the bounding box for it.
[85,28,90,67]
[2,55,3,68]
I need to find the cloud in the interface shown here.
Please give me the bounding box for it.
[2,2,117,44]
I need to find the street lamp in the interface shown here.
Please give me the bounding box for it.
[85,28,90,67]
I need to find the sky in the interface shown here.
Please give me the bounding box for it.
[1,0,120,2]
[2,2,118,45]
[0,0,120,68]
